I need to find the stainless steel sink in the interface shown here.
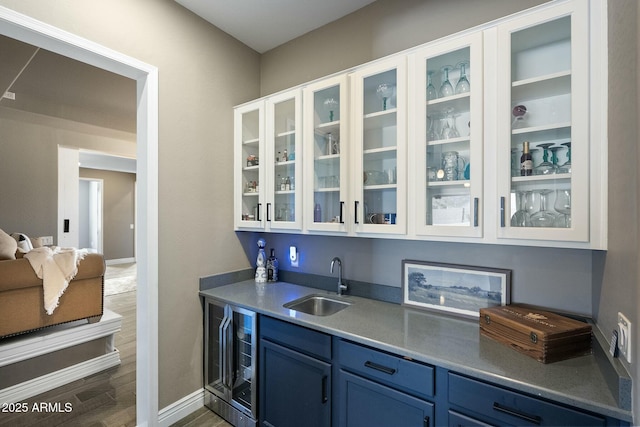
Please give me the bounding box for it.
[283,294,351,316]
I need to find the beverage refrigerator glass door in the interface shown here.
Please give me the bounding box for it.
[204,299,258,426]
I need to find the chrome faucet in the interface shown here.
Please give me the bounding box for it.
[330,257,347,295]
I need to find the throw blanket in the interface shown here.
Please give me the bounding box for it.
[25,247,88,315]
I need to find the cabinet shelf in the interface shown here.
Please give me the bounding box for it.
[316,121,340,135]
[512,70,571,100]
[363,109,397,130]
[275,160,295,167]
[243,165,260,172]
[511,123,571,145]
[363,146,397,161]
[276,130,295,138]
[243,138,260,146]
[511,172,571,183]
[427,180,471,188]
[427,136,470,146]
[242,192,259,197]
[315,153,340,162]
[315,187,340,193]
[364,183,396,191]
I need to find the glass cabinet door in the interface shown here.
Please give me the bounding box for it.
[234,101,265,230]
[204,299,226,397]
[351,57,406,234]
[304,74,349,233]
[412,33,483,238]
[266,89,302,230]
[496,1,588,242]
[230,306,257,419]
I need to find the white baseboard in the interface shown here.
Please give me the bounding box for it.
[158,388,205,427]
[0,351,121,404]
[105,257,136,265]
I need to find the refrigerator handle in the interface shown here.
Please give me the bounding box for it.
[221,314,232,389]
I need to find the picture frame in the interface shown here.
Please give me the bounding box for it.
[402,260,511,319]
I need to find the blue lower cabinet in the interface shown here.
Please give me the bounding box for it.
[337,370,434,427]
[448,372,608,427]
[448,410,496,427]
[259,318,332,427]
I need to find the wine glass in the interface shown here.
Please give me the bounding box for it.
[376,83,394,111]
[439,65,454,98]
[557,142,571,174]
[534,143,555,175]
[530,189,557,227]
[554,189,571,228]
[427,115,438,141]
[511,191,531,227]
[455,61,470,94]
[511,104,528,129]
[440,108,459,139]
[323,97,339,122]
[426,71,438,101]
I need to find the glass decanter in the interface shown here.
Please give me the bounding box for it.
[376,83,394,111]
[323,97,339,122]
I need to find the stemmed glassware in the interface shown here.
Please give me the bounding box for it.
[530,189,557,227]
[455,61,470,94]
[376,83,394,111]
[440,107,460,139]
[426,71,438,101]
[534,143,556,175]
[511,104,527,129]
[554,189,571,228]
[323,98,339,122]
[511,191,531,227]
[439,65,454,98]
[557,142,571,174]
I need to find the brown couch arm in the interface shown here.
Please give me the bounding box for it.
[0,253,106,292]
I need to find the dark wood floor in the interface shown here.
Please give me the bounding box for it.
[0,291,230,427]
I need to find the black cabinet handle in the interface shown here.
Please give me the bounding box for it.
[266,203,271,222]
[257,203,262,222]
[339,201,345,224]
[423,415,430,427]
[493,402,542,425]
[321,375,328,403]
[473,197,479,227]
[364,360,396,375]
[354,201,359,224]
[499,197,505,227]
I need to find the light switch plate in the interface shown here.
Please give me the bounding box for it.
[617,312,632,363]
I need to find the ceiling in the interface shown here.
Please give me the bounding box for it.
[175,0,377,53]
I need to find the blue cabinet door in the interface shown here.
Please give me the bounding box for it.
[260,339,331,427]
[337,370,434,427]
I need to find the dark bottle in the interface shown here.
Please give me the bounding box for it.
[267,249,279,282]
[520,141,533,176]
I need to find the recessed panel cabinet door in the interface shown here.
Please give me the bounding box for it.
[337,370,434,427]
[260,340,331,427]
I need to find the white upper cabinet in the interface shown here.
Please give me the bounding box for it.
[409,32,484,238]
[235,101,265,230]
[494,0,591,245]
[351,56,407,235]
[303,74,350,233]
[266,89,303,231]
[235,89,303,232]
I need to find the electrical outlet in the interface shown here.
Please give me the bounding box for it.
[617,312,632,363]
[40,236,53,246]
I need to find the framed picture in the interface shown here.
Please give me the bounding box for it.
[402,260,511,319]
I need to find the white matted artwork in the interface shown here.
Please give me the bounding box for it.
[402,260,511,318]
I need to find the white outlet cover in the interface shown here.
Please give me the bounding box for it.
[617,312,632,363]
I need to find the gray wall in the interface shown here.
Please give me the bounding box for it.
[0,107,135,239]
[0,0,260,411]
[80,168,136,260]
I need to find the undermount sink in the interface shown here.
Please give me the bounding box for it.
[283,294,351,316]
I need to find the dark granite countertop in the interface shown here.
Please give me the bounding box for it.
[200,280,632,422]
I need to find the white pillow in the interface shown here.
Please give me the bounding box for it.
[11,233,34,252]
[0,229,17,260]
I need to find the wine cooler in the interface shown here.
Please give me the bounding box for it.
[204,298,257,427]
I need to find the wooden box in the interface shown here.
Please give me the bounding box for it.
[479,304,592,363]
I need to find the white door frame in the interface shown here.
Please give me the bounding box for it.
[0,7,160,426]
